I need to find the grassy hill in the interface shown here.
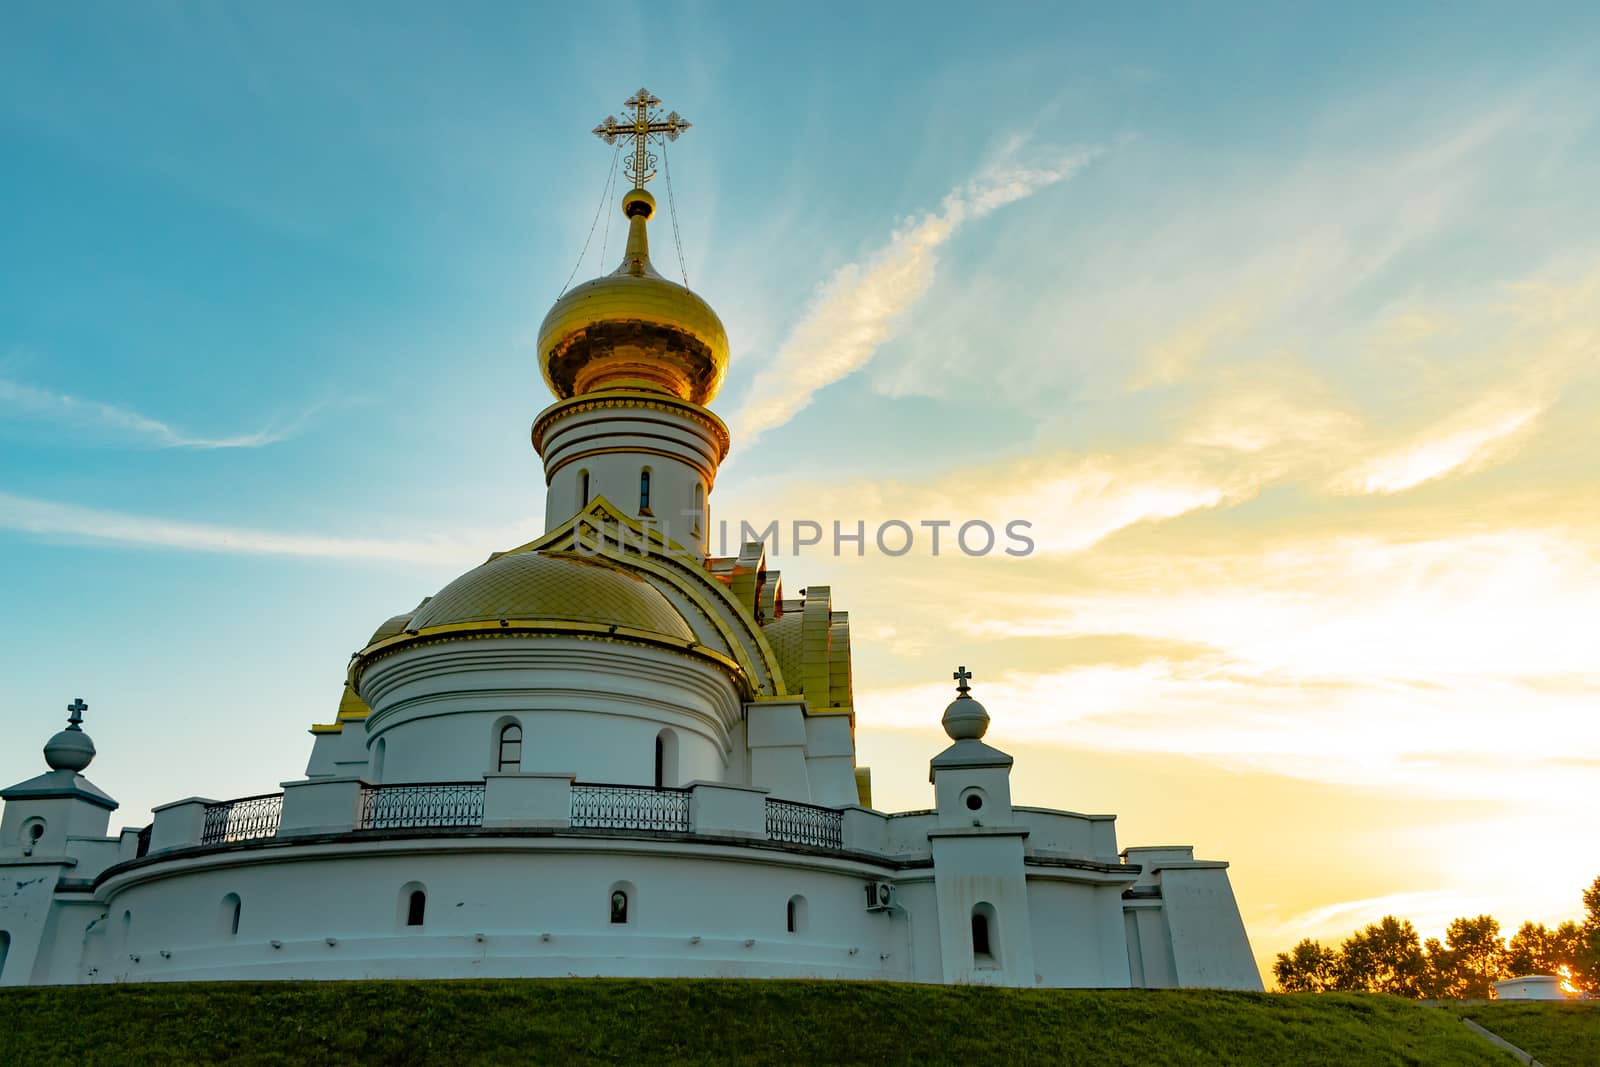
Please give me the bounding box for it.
[0,979,1594,1065]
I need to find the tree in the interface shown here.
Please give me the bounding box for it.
[1336,916,1428,997]
[1274,939,1340,992]
[1505,921,1583,978]
[1427,915,1506,999]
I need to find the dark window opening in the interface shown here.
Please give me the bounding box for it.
[639,469,652,513]
[610,891,629,925]
[579,470,590,507]
[654,736,665,789]
[786,899,797,933]
[965,793,983,811]
[498,723,523,772]
[407,890,426,927]
[972,912,992,957]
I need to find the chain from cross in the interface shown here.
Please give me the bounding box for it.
[67,698,87,729]
[592,87,691,189]
[953,666,972,696]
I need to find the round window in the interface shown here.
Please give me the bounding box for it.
[964,793,983,811]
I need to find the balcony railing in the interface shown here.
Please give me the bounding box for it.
[570,783,691,832]
[200,793,284,846]
[358,781,485,831]
[765,798,843,850]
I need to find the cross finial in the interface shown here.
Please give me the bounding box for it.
[953,666,972,697]
[592,87,692,189]
[67,698,87,731]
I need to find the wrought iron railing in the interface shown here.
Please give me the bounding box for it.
[570,783,691,832]
[357,781,485,830]
[765,798,843,850]
[200,793,283,846]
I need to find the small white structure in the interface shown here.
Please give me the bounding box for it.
[0,89,1261,991]
[1494,976,1570,1001]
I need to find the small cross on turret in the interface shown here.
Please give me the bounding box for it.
[953,666,972,698]
[67,698,87,731]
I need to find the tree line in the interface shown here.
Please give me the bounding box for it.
[1273,875,1600,998]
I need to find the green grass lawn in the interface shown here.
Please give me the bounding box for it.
[0,979,1587,1066]
[1444,1000,1600,1067]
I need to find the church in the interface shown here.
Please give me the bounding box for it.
[0,90,1261,991]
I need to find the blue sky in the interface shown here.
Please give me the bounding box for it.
[4,4,1600,972]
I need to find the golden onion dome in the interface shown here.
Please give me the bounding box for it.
[406,550,694,641]
[537,188,729,407]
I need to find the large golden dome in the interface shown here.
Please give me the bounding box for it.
[538,188,728,407]
[408,550,694,640]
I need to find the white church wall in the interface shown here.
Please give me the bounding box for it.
[802,715,857,808]
[1026,878,1136,988]
[359,639,738,787]
[928,832,1035,986]
[539,403,723,556]
[1153,862,1263,990]
[1014,808,1120,861]
[0,861,64,985]
[304,727,369,779]
[746,700,811,802]
[85,839,914,983]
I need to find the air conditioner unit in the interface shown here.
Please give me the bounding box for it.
[864,881,896,911]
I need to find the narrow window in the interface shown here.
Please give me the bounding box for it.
[639,468,652,513]
[579,469,590,509]
[221,893,242,937]
[971,901,999,966]
[653,730,677,789]
[692,482,704,535]
[0,930,10,980]
[972,912,991,956]
[498,723,523,772]
[787,895,807,934]
[610,890,629,925]
[407,890,426,927]
[372,738,386,782]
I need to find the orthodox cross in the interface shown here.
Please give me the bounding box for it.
[67,697,87,730]
[592,87,691,188]
[953,666,972,697]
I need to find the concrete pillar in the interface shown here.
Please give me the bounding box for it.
[483,772,573,829]
[277,777,364,837]
[746,699,811,802]
[147,797,215,852]
[840,806,888,853]
[687,781,766,839]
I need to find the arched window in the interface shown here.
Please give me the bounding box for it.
[372,738,386,782]
[610,890,629,925]
[0,930,10,981]
[406,889,426,927]
[786,895,807,934]
[220,894,242,938]
[639,468,652,514]
[653,729,677,789]
[497,723,523,772]
[971,902,999,965]
[578,469,590,509]
[692,482,704,535]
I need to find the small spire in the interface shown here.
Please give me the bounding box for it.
[45,697,97,772]
[942,667,989,741]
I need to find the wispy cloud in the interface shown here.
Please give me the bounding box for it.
[0,490,531,564]
[1338,400,1545,495]
[0,376,314,449]
[728,146,1100,443]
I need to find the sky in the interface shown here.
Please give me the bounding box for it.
[3,4,1599,981]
